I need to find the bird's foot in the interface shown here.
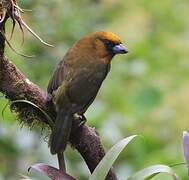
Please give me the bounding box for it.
[78,115,87,127]
[74,114,87,127]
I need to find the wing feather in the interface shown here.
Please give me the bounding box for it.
[47,60,65,94]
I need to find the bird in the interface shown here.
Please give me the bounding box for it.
[47,31,128,154]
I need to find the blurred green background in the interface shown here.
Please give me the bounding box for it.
[0,0,189,179]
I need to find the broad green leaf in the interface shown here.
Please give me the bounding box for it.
[127,164,179,180]
[89,135,138,180]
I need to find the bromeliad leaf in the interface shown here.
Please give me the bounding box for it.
[89,135,138,180]
[127,164,179,180]
[28,163,76,180]
[19,174,34,180]
[183,131,189,175]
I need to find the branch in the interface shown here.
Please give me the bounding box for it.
[0,6,117,180]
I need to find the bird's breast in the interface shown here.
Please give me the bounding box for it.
[66,62,109,109]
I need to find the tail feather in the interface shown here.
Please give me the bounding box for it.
[50,108,72,154]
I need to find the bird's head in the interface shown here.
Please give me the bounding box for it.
[93,31,128,55]
[74,31,128,64]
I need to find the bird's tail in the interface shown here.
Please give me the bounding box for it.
[50,108,72,154]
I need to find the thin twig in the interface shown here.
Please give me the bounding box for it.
[16,18,25,45]
[19,19,54,47]
[0,9,6,23]
[0,30,34,58]
[9,18,15,40]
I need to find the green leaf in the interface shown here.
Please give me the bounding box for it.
[169,162,185,167]
[1,101,9,121]
[127,164,179,180]
[89,135,138,180]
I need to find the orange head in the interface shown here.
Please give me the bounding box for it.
[72,31,128,63]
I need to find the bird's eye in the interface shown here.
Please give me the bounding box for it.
[103,39,115,47]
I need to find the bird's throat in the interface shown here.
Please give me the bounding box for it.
[99,53,114,64]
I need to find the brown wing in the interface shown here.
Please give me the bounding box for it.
[47,59,65,94]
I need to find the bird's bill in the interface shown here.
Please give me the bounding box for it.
[113,44,128,54]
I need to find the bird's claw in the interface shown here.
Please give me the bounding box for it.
[74,114,87,127]
[78,115,87,127]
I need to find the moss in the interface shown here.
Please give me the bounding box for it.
[10,102,51,131]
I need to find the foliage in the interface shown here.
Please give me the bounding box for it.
[26,136,180,180]
[89,135,138,180]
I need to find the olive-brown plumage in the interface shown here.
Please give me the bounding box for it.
[48,31,128,154]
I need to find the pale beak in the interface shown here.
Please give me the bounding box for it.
[113,44,128,54]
